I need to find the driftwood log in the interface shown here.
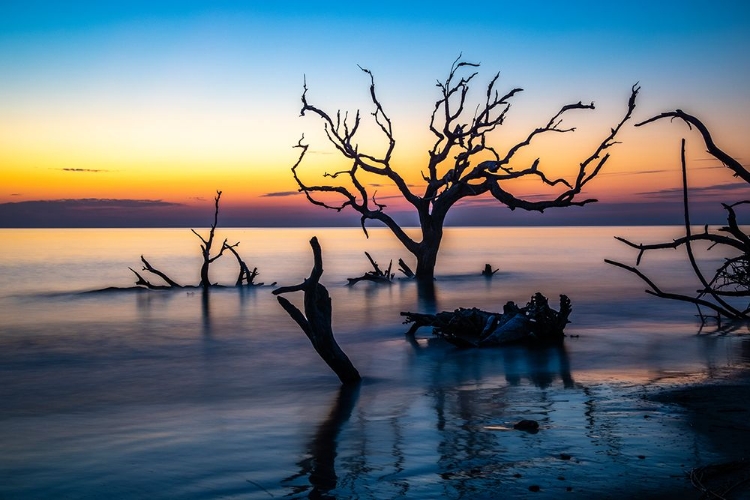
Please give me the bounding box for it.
[273,237,361,385]
[346,252,394,286]
[401,293,572,347]
[398,258,415,278]
[129,255,182,290]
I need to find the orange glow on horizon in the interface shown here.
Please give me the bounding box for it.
[3,99,748,220]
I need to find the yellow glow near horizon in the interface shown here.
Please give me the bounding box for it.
[3,88,748,214]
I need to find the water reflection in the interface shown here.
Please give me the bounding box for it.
[407,338,575,390]
[502,345,575,389]
[201,289,211,337]
[284,384,361,498]
[416,279,438,313]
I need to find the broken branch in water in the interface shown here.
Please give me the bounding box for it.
[273,237,361,385]
[346,251,394,286]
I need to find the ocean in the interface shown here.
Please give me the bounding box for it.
[0,226,746,498]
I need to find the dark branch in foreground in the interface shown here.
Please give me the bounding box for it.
[273,237,361,385]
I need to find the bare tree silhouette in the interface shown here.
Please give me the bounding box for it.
[292,57,639,280]
[192,190,232,290]
[273,237,361,385]
[606,111,750,324]
[129,190,266,289]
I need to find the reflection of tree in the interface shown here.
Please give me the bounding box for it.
[201,289,211,337]
[407,342,576,496]
[433,384,508,497]
[407,336,575,390]
[416,280,438,314]
[284,384,360,499]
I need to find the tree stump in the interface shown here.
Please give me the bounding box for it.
[273,237,361,385]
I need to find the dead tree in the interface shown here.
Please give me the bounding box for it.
[129,190,267,290]
[273,237,361,385]
[192,190,232,290]
[606,111,750,324]
[293,57,639,281]
[346,251,394,286]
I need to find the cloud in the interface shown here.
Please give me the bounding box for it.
[601,169,669,177]
[59,168,108,173]
[370,194,404,201]
[261,191,301,198]
[42,198,180,208]
[638,182,750,199]
[0,198,186,228]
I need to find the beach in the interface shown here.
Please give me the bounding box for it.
[650,367,750,499]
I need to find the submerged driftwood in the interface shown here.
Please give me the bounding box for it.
[401,293,572,347]
[346,252,394,286]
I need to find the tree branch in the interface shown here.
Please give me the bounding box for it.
[273,237,361,385]
[636,110,750,184]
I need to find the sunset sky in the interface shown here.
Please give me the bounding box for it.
[1,1,749,227]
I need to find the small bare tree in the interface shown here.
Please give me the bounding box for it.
[292,57,639,280]
[129,190,266,289]
[192,190,232,290]
[606,111,750,325]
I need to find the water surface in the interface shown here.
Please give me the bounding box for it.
[0,227,746,498]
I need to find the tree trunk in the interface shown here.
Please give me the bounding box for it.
[199,260,210,290]
[273,237,361,385]
[413,224,443,281]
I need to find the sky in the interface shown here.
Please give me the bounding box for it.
[1,0,749,227]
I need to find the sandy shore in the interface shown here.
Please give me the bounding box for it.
[649,367,750,499]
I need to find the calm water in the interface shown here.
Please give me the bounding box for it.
[0,226,747,499]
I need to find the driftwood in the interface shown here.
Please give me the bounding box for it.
[192,191,231,290]
[346,252,394,286]
[481,264,499,277]
[273,237,361,385]
[398,258,415,278]
[223,242,272,286]
[129,255,182,290]
[401,293,572,347]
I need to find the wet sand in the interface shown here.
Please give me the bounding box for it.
[649,367,750,499]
